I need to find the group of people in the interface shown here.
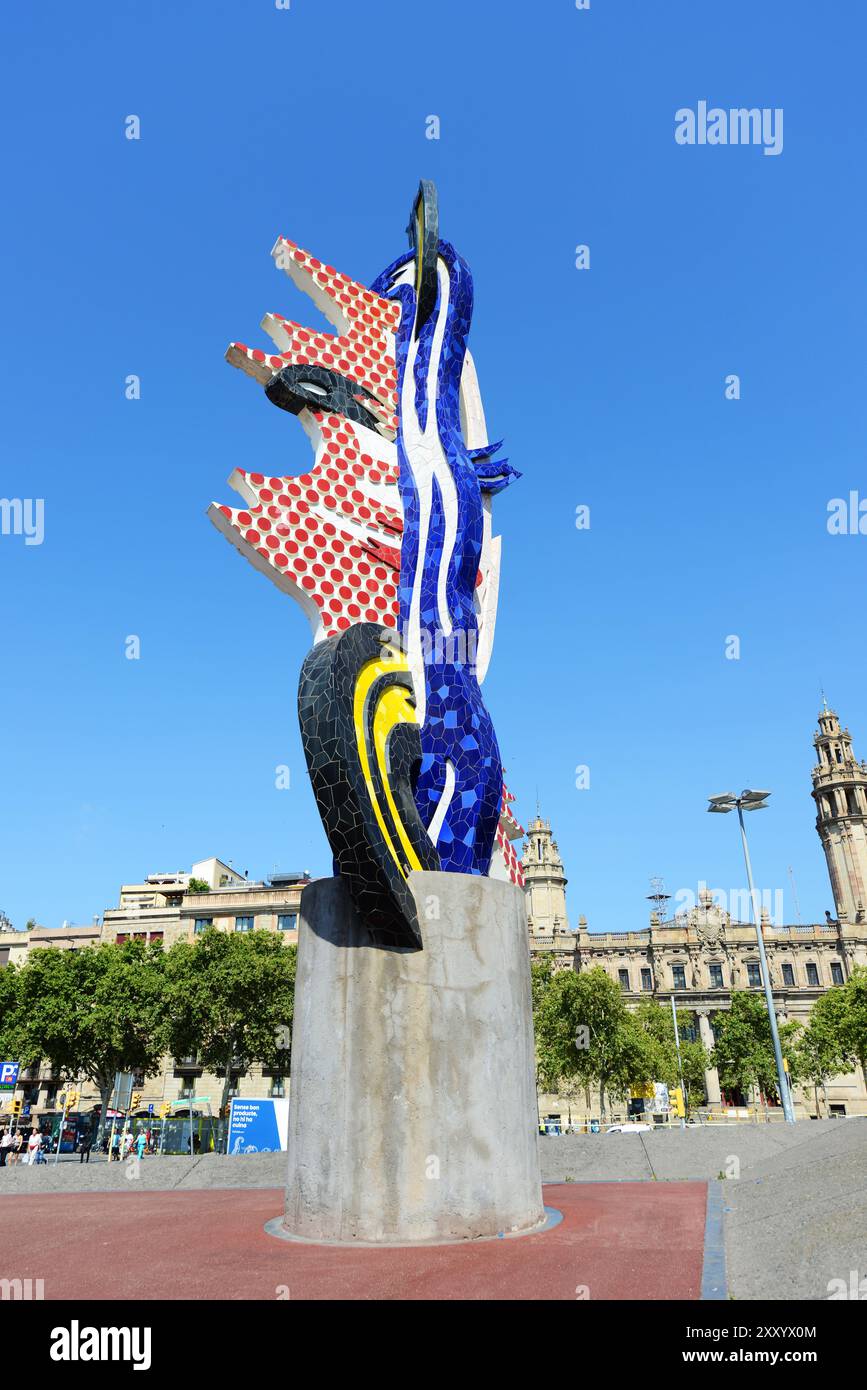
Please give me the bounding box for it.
[0,1127,53,1165]
[105,1128,149,1162]
[0,1126,150,1165]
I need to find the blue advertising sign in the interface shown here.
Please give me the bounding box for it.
[227,1098,289,1155]
[0,1063,20,1092]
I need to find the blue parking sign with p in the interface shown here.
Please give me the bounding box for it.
[0,1063,20,1092]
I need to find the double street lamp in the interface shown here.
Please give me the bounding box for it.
[707,789,796,1125]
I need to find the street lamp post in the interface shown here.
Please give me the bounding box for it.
[670,992,687,1130]
[707,789,796,1125]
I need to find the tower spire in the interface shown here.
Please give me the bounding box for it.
[521,812,570,938]
[812,705,867,924]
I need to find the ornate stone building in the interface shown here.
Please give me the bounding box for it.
[525,710,867,1119]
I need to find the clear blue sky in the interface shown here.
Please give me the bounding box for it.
[1,1,864,933]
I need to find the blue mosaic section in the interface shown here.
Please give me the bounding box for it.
[371,241,504,876]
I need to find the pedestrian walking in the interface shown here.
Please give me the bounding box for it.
[26,1128,42,1165]
[135,1130,146,1160]
[78,1133,92,1164]
[0,1129,11,1167]
[10,1131,23,1165]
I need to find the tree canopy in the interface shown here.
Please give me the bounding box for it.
[4,940,167,1136]
[160,928,296,1114]
[710,990,800,1105]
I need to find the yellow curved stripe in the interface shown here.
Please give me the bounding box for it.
[352,649,423,879]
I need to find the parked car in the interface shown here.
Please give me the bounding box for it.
[606,1122,652,1134]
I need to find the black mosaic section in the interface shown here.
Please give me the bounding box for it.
[406,179,439,339]
[298,623,440,949]
[265,364,389,436]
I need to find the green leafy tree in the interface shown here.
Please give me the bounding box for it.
[531,956,554,1014]
[632,1000,710,1115]
[9,940,166,1139]
[710,990,799,1109]
[837,965,867,1083]
[186,878,210,895]
[161,929,296,1119]
[795,986,851,1114]
[535,966,655,1119]
[0,962,20,1059]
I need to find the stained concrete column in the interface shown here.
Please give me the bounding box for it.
[284,871,545,1245]
[697,1008,722,1109]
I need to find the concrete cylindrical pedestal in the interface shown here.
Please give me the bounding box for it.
[284,871,544,1244]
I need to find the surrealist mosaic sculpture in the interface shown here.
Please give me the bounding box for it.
[210,182,522,949]
[211,183,543,1243]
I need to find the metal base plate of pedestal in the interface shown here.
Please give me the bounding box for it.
[264,1204,563,1250]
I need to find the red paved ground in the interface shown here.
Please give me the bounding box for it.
[0,1183,708,1300]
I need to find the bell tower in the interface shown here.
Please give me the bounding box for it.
[522,813,570,937]
[812,704,867,924]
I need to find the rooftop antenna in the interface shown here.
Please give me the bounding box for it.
[787,866,802,926]
[647,875,671,924]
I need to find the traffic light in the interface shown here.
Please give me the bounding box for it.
[670,1086,685,1118]
[130,1092,142,1111]
[66,1089,79,1110]
[10,1098,22,1117]
[159,1102,171,1118]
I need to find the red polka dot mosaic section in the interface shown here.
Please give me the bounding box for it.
[226,239,400,436]
[498,780,525,888]
[215,418,403,638]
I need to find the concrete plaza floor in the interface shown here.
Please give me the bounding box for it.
[0,1183,709,1301]
[0,1119,863,1299]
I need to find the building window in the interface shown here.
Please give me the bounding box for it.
[747,962,762,988]
[277,913,298,933]
[228,1077,241,1097]
[178,1079,194,1100]
[782,963,795,987]
[806,962,820,987]
[641,968,652,992]
[618,969,630,990]
[194,919,212,934]
[115,934,128,944]
[235,916,254,933]
[672,965,686,990]
[709,964,723,989]
[269,1077,286,1098]
[831,962,844,986]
